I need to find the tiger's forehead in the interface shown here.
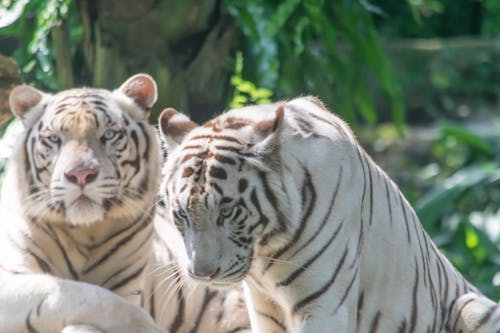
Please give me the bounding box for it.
[42,88,123,132]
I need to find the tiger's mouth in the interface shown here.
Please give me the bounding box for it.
[186,264,251,290]
[65,194,105,226]
[70,194,98,207]
[188,277,240,290]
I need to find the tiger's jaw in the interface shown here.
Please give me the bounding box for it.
[183,246,253,289]
[50,178,120,226]
[65,196,105,226]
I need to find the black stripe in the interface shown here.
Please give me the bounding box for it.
[412,213,428,288]
[369,311,381,333]
[120,130,141,174]
[292,246,348,314]
[137,122,150,160]
[226,328,250,333]
[357,292,364,329]
[451,296,476,332]
[26,308,40,333]
[277,221,343,287]
[109,264,146,291]
[26,249,52,273]
[189,289,216,333]
[290,166,342,257]
[44,224,78,280]
[266,167,314,271]
[150,289,156,320]
[83,215,152,274]
[169,273,185,333]
[397,319,407,333]
[247,188,269,233]
[384,178,393,225]
[409,258,420,333]
[366,156,374,226]
[333,265,359,314]
[399,192,412,243]
[309,112,349,140]
[256,310,287,331]
[474,302,499,331]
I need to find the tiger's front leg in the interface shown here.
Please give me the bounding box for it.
[0,272,165,333]
[244,281,358,333]
[243,282,288,333]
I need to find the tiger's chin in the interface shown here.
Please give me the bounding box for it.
[65,197,105,226]
[191,278,242,291]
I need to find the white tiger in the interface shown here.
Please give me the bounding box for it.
[158,97,499,333]
[0,74,250,333]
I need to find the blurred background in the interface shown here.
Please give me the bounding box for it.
[0,0,498,299]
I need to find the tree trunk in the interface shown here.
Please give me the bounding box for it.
[0,54,21,125]
[76,0,235,124]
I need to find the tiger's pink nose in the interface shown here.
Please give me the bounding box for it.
[64,168,98,185]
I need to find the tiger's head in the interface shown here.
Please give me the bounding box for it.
[8,74,160,226]
[159,105,288,287]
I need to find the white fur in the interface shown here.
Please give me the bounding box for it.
[0,79,251,333]
[162,97,499,333]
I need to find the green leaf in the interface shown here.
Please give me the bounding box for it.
[416,164,498,225]
[440,123,494,156]
[465,224,479,249]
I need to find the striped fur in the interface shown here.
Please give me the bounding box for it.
[0,75,250,333]
[159,97,499,333]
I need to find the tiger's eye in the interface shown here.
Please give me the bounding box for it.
[220,207,233,218]
[178,209,188,218]
[48,134,61,143]
[103,129,117,141]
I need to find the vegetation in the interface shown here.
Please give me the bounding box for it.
[0,0,498,299]
[416,123,500,298]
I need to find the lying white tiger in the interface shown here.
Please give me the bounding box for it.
[159,97,499,333]
[0,74,250,333]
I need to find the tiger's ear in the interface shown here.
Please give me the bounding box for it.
[9,84,48,126]
[251,105,284,169]
[115,74,157,119]
[253,105,284,139]
[158,108,198,151]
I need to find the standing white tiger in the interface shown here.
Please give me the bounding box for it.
[0,74,250,333]
[159,97,499,333]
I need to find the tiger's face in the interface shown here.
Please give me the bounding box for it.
[160,106,285,287]
[9,74,159,226]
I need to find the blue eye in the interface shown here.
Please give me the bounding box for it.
[48,134,61,143]
[103,129,117,141]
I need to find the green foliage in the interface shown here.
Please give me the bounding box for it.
[229,52,273,108]
[415,123,500,299]
[224,0,405,129]
[0,0,498,300]
[0,0,81,90]
[377,0,499,37]
[483,0,500,36]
